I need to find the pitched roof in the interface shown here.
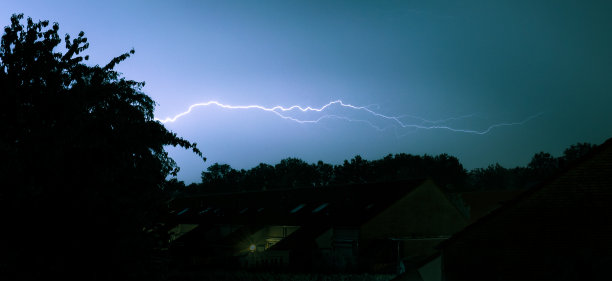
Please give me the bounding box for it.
[456,189,527,223]
[269,223,331,251]
[170,179,429,227]
[440,137,612,248]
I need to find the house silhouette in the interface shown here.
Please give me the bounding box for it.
[168,179,469,273]
[436,137,612,281]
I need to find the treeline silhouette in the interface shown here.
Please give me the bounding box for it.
[172,142,596,195]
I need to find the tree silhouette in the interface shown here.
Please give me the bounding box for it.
[0,14,203,280]
[190,141,597,196]
[189,153,470,194]
[527,152,559,182]
[202,163,234,184]
[201,163,246,192]
[314,160,333,187]
[334,155,371,184]
[469,163,510,190]
[245,163,276,190]
[274,158,317,188]
[559,142,596,167]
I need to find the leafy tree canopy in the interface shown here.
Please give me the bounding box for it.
[181,141,598,195]
[184,152,467,195]
[0,14,203,280]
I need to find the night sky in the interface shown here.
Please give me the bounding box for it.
[5,0,612,183]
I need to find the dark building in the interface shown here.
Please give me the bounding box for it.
[438,137,612,281]
[451,189,527,224]
[167,179,469,273]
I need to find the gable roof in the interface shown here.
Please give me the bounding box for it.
[440,137,612,248]
[170,179,430,227]
[269,223,331,251]
[455,189,527,223]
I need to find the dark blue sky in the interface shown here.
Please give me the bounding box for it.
[5,0,612,183]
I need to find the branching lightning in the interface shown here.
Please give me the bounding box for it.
[155,100,541,135]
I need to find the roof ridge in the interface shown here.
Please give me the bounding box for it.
[438,136,612,248]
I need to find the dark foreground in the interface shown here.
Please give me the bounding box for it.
[167,270,394,281]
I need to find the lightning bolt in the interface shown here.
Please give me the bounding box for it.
[155,100,542,135]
